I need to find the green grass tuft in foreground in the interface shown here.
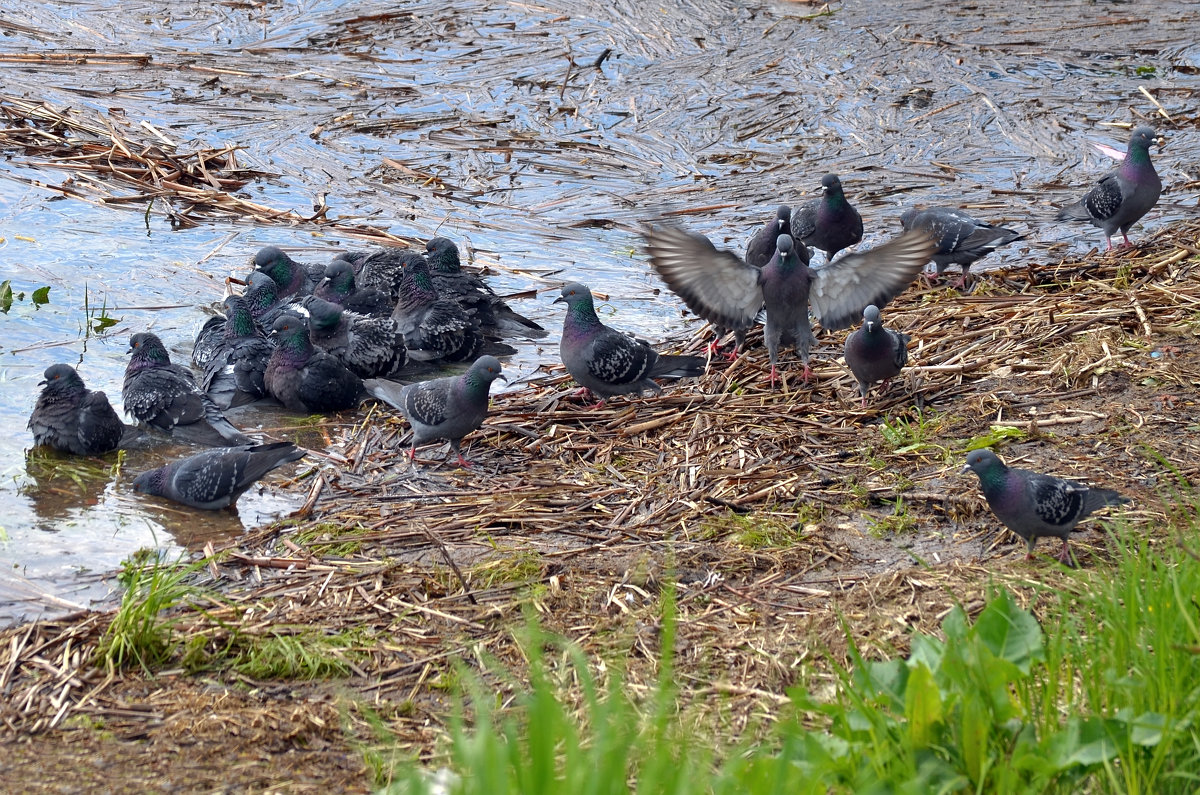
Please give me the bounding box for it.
[375,522,1200,794]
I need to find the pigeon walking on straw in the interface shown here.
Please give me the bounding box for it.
[1056,126,1161,250]
[900,206,1023,287]
[132,442,306,510]
[364,355,506,467]
[29,363,131,455]
[554,282,706,405]
[645,226,935,385]
[843,305,909,408]
[961,448,1129,565]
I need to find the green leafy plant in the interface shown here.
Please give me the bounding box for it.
[83,283,119,335]
[96,552,204,673]
[0,280,51,313]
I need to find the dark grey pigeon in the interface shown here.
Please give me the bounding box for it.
[254,245,320,300]
[132,441,306,510]
[744,206,799,269]
[200,295,275,409]
[29,363,132,455]
[554,282,706,405]
[844,305,909,408]
[900,206,1023,287]
[391,254,483,363]
[191,312,226,371]
[792,174,864,259]
[265,312,364,413]
[645,226,936,385]
[123,332,253,447]
[364,355,506,467]
[314,259,393,318]
[961,448,1130,565]
[426,237,547,339]
[1057,126,1161,250]
[244,270,289,328]
[306,297,407,379]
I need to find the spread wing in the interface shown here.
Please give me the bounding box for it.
[809,228,936,331]
[644,224,764,331]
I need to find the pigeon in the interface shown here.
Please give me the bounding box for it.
[335,247,427,300]
[243,270,288,327]
[200,295,275,409]
[364,355,506,466]
[123,332,254,447]
[391,254,483,363]
[1057,126,1162,250]
[254,245,320,300]
[314,259,394,318]
[645,226,936,384]
[305,296,408,379]
[132,441,307,510]
[844,305,909,408]
[792,174,864,259]
[745,206,800,269]
[900,206,1023,287]
[264,312,364,413]
[28,363,131,455]
[190,313,226,371]
[554,282,706,404]
[425,237,547,339]
[961,448,1130,564]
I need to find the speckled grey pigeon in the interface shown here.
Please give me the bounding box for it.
[200,295,275,409]
[306,297,407,379]
[1057,126,1161,250]
[254,245,320,300]
[28,363,132,455]
[335,248,427,301]
[844,305,909,408]
[554,282,706,405]
[132,441,306,510]
[314,259,393,318]
[961,448,1130,564]
[645,226,936,385]
[364,355,506,466]
[391,254,483,363]
[265,312,364,413]
[792,174,864,259]
[426,237,547,339]
[123,332,253,447]
[900,206,1023,287]
[191,313,226,371]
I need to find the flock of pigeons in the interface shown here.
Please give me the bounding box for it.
[27,125,1161,564]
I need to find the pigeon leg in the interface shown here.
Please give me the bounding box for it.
[1104,236,1114,251]
[705,338,722,356]
[1057,539,1075,567]
[767,365,779,386]
[800,363,812,384]
[1122,232,1133,248]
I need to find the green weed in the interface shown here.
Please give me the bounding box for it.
[233,628,362,680]
[95,552,203,673]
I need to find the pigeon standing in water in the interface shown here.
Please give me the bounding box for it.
[28,363,131,455]
[132,441,307,510]
[1056,126,1162,250]
[391,254,482,363]
[844,305,909,408]
[792,174,864,260]
[265,313,364,413]
[123,332,253,446]
[200,295,275,409]
[425,237,547,339]
[554,282,706,405]
[364,355,506,466]
[961,448,1130,565]
[314,259,394,318]
[645,226,935,385]
[254,245,320,300]
[900,206,1023,287]
[305,297,408,379]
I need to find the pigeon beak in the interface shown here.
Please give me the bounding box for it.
[552,295,566,305]
[498,374,509,383]
[865,321,875,332]
[959,463,972,475]
[37,378,48,386]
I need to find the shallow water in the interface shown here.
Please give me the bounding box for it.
[1,0,1197,624]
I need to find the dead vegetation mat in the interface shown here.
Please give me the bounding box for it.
[4,219,1200,790]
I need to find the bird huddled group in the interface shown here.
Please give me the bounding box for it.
[28,125,1158,561]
